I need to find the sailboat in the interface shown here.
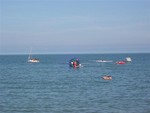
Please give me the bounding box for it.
[27,48,40,63]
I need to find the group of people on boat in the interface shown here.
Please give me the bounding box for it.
[69,58,81,68]
[102,75,112,80]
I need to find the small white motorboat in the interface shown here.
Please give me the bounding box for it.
[125,57,132,62]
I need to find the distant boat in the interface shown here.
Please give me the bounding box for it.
[69,58,81,68]
[102,75,112,80]
[27,48,39,63]
[116,61,126,64]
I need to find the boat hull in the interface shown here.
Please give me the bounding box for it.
[28,59,39,63]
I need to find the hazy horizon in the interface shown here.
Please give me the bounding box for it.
[0,51,150,55]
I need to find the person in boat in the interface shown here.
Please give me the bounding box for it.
[102,75,112,80]
[69,58,81,68]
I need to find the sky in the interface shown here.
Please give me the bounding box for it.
[0,0,150,54]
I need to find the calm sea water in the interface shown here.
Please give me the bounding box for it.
[0,53,150,113]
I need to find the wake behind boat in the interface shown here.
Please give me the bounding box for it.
[96,60,112,63]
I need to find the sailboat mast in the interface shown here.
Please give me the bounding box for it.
[28,48,32,60]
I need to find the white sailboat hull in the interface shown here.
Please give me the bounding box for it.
[28,59,39,63]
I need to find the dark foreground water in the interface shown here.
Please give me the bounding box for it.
[0,53,150,113]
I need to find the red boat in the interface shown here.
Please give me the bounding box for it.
[116,61,126,64]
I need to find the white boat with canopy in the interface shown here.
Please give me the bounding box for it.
[125,57,132,62]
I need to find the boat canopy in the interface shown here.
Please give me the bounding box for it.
[125,57,132,62]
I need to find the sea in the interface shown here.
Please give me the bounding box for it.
[0,53,150,113]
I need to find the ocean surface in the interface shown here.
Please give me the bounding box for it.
[0,53,150,113]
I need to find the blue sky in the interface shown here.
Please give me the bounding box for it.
[0,0,150,54]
